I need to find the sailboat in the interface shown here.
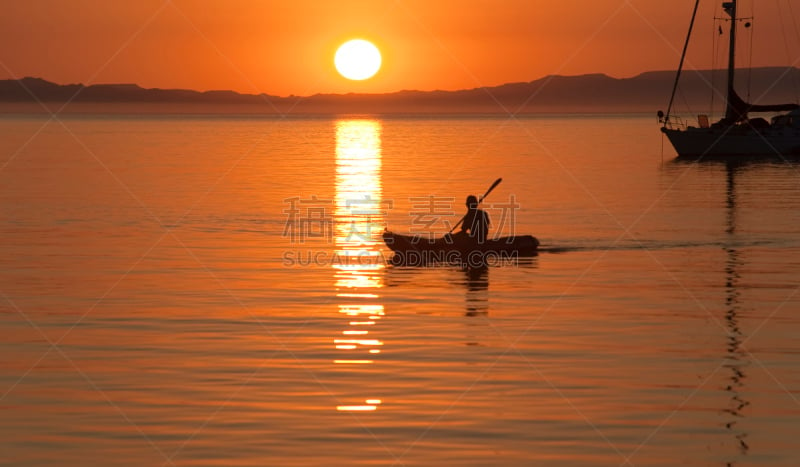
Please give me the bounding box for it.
[660,0,800,158]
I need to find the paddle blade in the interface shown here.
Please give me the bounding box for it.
[480,178,502,202]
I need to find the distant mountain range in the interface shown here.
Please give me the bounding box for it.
[2,67,799,114]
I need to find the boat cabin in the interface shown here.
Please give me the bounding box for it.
[770,109,800,129]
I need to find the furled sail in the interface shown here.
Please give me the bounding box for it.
[725,88,799,123]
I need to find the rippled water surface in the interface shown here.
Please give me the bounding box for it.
[1,114,799,466]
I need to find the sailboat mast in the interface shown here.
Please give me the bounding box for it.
[724,0,738,122]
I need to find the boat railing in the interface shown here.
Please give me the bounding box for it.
[663,115,688,130]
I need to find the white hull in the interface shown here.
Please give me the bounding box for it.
[662,127,800,158]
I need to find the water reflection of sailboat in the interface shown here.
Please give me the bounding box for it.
[721,162,749,459]
[332,119,386,412]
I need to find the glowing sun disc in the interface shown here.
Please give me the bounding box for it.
[335,39,382,81]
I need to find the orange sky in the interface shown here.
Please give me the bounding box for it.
[0,0,797,96]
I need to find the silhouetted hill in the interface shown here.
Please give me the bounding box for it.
[2,68,799,114]
[0,77,273,105]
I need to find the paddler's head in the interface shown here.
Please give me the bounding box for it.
[466,195,478,209]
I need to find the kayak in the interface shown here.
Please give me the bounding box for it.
[382,230,539,266]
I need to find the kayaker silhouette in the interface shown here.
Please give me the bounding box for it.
[461,195,490,243]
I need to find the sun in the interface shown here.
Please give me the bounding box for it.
[335,39,382,81]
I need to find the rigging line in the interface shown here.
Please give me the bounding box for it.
[775,0,800,102]
[679,90,694,125]
[788,0,800,44]
[784,0,800,101]
[747,6,754,103]
[712,17,723,118]
[776,0,793,61]
[665,0,701,125]
[776,0,794,84]
[787,0,800,52]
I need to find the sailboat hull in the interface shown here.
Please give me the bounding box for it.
[662,127,800,158]
[661,0,800,158]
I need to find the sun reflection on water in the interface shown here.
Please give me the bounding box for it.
[332,119,386,412]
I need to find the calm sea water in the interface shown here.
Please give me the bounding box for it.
[1,114,799,466]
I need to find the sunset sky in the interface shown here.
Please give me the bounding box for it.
[0,0,797,96]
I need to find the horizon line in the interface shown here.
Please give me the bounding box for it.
[5,65,799,100]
